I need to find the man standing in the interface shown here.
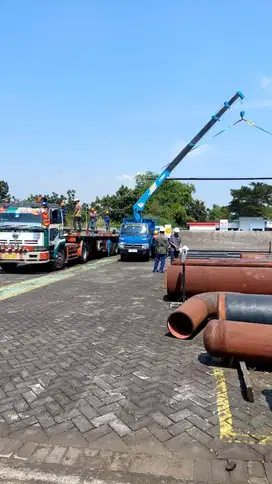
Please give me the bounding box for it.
[60,201,67,226]
[106,239,111,256]
[73,199,82,232]
[153,228,168,273]
[104,211,110,231]
[169,227,181,264]
[89,207,97,230]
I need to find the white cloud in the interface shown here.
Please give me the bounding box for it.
[116,171,144,183]
[174,140,209,158]
[260,76,272,89]
[116,174,135,182]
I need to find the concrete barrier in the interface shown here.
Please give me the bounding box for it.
[180,230,272,251]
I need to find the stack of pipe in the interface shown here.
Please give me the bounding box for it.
[167,257,272,299]
[167,292,272,363]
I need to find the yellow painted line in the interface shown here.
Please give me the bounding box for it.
[0,257,117,301]
[213,367,272,444]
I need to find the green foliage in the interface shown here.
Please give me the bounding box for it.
[208,204,230,221]
[228,182,272,218]
[5,175,272,228]
[0,181,10,202]
[186,199,208,222]
[91,171,207,226]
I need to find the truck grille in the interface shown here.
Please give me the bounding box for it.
[124,244,143,250]
[0,239,23,244]
[0,239,37,245]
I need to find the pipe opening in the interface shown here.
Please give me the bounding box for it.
[168,313,193,339]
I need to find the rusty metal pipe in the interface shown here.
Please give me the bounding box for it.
[172,258,272,267]
[203,319,272,363]
[167,292,219,339]
[240,253,271,259]
[168,292,272,339]
[167,265,272,299]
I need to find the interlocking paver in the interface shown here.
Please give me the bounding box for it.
[211,459,230,483]
[0,258,271,476]
[151,411,172,428]
[72,415,93,433]
[46,420,74,437]
[45,445,67,463]
[13,441,38,460]
[168,408,192,423]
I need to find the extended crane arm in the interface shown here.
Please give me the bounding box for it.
[133,91,244,221]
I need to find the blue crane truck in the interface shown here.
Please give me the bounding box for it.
[118,218,156,261]
[118,91,244,260]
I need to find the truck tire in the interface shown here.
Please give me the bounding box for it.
[50,247,65,271]
[79,243,89,264]
[0,263,18,273]
[144,250,152,261]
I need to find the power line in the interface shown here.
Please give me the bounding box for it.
[147,177,272,181]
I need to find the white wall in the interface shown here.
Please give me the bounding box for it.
[238,217,265,231]
[189,225,216,231]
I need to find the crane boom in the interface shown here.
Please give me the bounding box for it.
[133,91,244,221]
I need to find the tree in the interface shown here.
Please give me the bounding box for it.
[208,204,230,221]
[91,171,208,226]
[0,181,10,202]
[92,185,137,223]
[228,182,272,218]
[186,199,208,222]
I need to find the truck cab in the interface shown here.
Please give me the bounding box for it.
[0,202,66,272]
[118,218,156,260]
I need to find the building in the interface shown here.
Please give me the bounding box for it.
[187,222,218,231]
[187,217,272,231]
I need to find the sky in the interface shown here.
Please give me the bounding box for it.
[1,0,272,208]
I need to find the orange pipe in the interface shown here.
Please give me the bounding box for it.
[167,292,219,339]
[167,265,272,299]
[172,258,272,267]
[203,319,272,363]
[240,253,271,259]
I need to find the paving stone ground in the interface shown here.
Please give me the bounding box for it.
[0,258,271,483]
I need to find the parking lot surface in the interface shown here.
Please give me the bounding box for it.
[0,258,271,483]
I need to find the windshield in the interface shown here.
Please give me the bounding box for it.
[121,224,148,236]
[0,207,42,228]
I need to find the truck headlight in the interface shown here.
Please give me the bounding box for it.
[118,243,125,249]
[142,244,149,249]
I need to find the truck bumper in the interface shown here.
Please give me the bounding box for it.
[119,248,150,256]
[0,251,50,264]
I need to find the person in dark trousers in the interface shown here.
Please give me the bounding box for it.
[104,211,110,231]
[153,228,168,273]
[60,201,67,226]
[73,199,82,232]
[89,207,97,230]
[169,227,181,264]
[106,239,111,256]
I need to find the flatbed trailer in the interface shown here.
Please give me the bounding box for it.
[65,229,119,260]
[0,202,119,272]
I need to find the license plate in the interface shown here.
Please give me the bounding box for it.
[128,249,138,253]
[3,254,17,259]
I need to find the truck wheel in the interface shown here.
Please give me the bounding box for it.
[79,243,89,264]
[51,248,65,271]
[0,264,18,273]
